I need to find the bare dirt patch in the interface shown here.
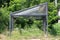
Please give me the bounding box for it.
[0,34,7,40]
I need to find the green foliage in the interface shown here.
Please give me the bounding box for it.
[57,0,60,9]
[15,17,34,29]
[48,2,58,27]
[0,7,9,33]
[48,3,58,36]
[0,0,10,7]
[0,0,58,35]
[58,3,60,9]
[53,23,60,36]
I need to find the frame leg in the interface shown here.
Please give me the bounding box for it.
[9,15,14,36]
[43,16,48,37]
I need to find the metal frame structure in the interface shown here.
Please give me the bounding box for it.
[9,2,48,35]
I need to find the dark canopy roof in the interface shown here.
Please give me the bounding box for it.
[11,2,48,17]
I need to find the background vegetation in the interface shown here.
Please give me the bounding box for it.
[0,0,60,36]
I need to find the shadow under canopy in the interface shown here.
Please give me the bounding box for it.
[9,2,48,36]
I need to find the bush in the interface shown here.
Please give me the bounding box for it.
[53,23,60,36]
[0,0,58,33]
[0,7,9,33]
[48,2,58,28]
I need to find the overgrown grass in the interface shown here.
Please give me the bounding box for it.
[0,23,60,40]
[10,24,44,39]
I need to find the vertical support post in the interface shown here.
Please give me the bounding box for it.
[45,2,48,37]
[46,15,48,37]
[9,13,14,36]
[43,16,47,37]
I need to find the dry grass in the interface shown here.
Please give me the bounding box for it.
[0,28,60,40]
[0,34,60,40]
[0,32,60,40]
[0,34,7,40]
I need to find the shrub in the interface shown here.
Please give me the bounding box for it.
[0,0,58,34]
[0,7,9,33]
[53,23,60,36]
[48,2,58,28]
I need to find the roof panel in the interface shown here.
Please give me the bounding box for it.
[11,2,48,17]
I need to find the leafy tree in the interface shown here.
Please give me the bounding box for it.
[0,0,10,7]
[0,0,58,34]
[0,7,9,33]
